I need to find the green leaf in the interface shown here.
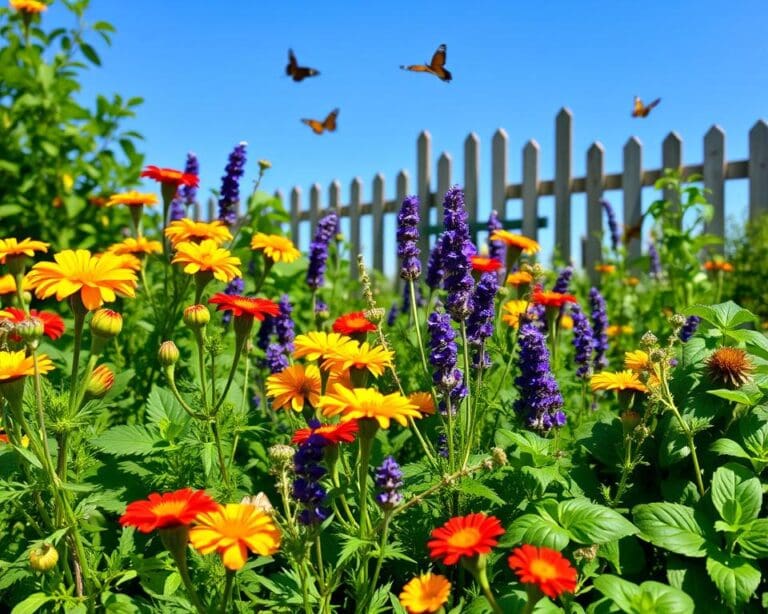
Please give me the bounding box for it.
[456,480,505,506]
[504,513,570,551]
[11,593,53,614]
[559,498,637,545]
[706,549,761,609]
[92,425,165,456]
[12,444,42,469]
[711,463,762,526]
[737,519,768,558]
[710,438,751,460]
[707,389,754,406]
[632,503,709,557]
[593,575,695,614]
[79,43,101,65]
[741,407,768,459]
[592,574,639,611]
[145,386,190,440]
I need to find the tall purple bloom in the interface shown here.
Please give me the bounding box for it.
[426,238,444,290]
[589,287,609,370]
[218,141,247,225]
[571,303,594,378]
[439,186,475,322]
[552,266,573,294]
[487,210,506,264]
[374,456,403,509]
[601,199,620,252]
[275,295,295,352]
[387,303,400,326]
[397,195,421,280]
[648,242,661,277]
[514,321,566,430]
[679,315,700,342]
[220,277,245,325]
[170,153,199,221]
[169,197,185,221]
[427,310,466,410]
[293,424,330,525]
[466,272,498,367]
[306,212,338,291]
[265,344,289,374]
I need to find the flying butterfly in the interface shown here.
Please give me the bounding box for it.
[286,49,320,82]
[400,44,452,82]
[301,108,339,135]
[631,96,661,118]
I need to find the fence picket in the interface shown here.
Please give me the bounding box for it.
[749,120,768,218]
[207,196,215,221]
[329,180,341,217]
[703,126,725,249]
[349,178,362,278]
[437,152,452,226]
[492,129,509,223]
[464,132,480,242]
[662,132,683,226]
[309,183,321,238]
[417,131,432,267]
[555,108,573,263]
[623,137,643,263]
[585,142,605,284]
[290,188,301,244]
[522,140,540,240]
[373,174,385,273]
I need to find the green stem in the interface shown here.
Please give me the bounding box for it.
[194,330,208,410]
[611,437,633,507]
[367,514,391,601]
[459,321,472,468]
[219,570,235,614]
[357,432,374,536]
[408,280,431,378]
[171,546,207,614]
[66,307,86,414]
[213,335,245,413]
[210,420,231,487]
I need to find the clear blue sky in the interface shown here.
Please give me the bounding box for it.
[46,0,767,272]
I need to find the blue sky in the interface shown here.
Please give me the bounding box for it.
[46,0,767,272]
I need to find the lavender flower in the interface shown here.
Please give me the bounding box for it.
[514,321,565,430]
[265,343,289,374]
[466,272,497,366]
[679,316,700,342]
[179,152,199,207]
[427,310,466,408]
[218,142,247,225]
[220,277,245,325]
[315,299,329,318]
[571,303,594,378]
[293,424,330,525]
[374,456,403,509]
[436,433,449,458]
[487,210,506,265]
[649,242,661,277]
[397,195,421,280]
[589,287,609,370]
[552,266,573,294]
[439,187,475,322]
[256,314,275,351]
[169,197,185,221]
[387,303,399,326]
[275,295,295,352]
[601,199,620,252]
[306,212,338,291]
[426,238,444,290]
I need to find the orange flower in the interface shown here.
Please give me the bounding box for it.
[0,350,54,382]
[704,260,734,273]
[165,219,233,247]
[508,544,578,599]
[140,165,199,187]
[322,341,394,377]
[292,420,359,445]
[1,307,65,340]
[470,256,503,273]
[171,240,241,283]
[107,236,162,256]
[623,276,640,287]
[506,271,533,287]
[408,392,435,415]
[109,253,142,271]
[266,364,322,412]
[607,324,634,337]
[189,503,281,571]
[119,488,218,533]
[489,230,540,255]
[594,263,616,274]
[624,350,650,373]
[318,384,421,429]
[532,287,577,308]
[26,250,138,311]
[501,300,529,327]
[106,191,158,208]
[590,370,647,393]
[0,237,48,264]
[399,572,452,614]
[208,294,279,321]
[332,311,376,335]
[250,233,301,264]
[428,513,505,565]
[9,0,47,14]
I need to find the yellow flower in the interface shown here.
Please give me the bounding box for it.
[590,370,647,393]
[171,240,241,283]
[189,503,281,571]
[265,364,321,412]
[0,238,49,264]
[501,300,529,327]
[293,331,356,362]
[595,264,616,274]
[607,324,634,337]
[624,350,650,372]
[250,233,301,264]
[489,230,540,255]
[107,236,162,257]
[105,191,158,207]
[0,274,32,295]
[399,572,452,614]
[0,350,54,382]
[165,219,232,247]
[107,253,142,271]
[506,271,533,286]
[318,384,421,429]
[322,341,394,377]
[408,392,436,415]
[9,0,47,14]
[26,250,138,311]
[560,314,574,330]
[623,276,640,287]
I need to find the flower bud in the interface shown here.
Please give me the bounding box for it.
[86,364,114,398]
[29,543,58,572]
[15,317,44,349]
[90,309,123,339]
[183,304,210,329]
[669,313,688,330]
[268,444,294,469]
[639,332,658,349]
[258,159,272,171]
[491,447,508,467]
[158,341,180,367]
[364,308,385,325]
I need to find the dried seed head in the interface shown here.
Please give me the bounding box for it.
[706,347,754,389]
[640,332,658,349]
[491,447,508,467]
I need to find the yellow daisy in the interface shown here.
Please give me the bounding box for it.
[399,572,452,614]
[250,233,301,264]
[590,370,647,393]
[489,230,540,255]
[171,240,241,283]
[607,324,634,337]
[165,219,232,247]
[322,341,394,377]
[265,364,322,412]
[293,331,357,363]
[105,191,158,207]
[501,300,529,327]
[318,384,421,429]
[0,350,54,382]
[0,237,48,264]
[107,236,162,257]
[408,392,436,415]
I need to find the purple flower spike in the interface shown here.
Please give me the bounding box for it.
[218,142,247,225]
[601,199,620,252]
[375,456,403,509]
[589,287,609,370]
[427,309,466,409]
[306,212,338,291]
[571,303,594,378]
[293,429,330,525]
[679,315,700,342]
[397,195,421,281]
[466,272,498,368]
[649,242,661,277]
[440,187,475,322]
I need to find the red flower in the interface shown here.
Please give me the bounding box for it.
[208,294,280,321]
[2,307,65,340]
[428,513,505,565]
[332,311,377,335]
[140,165,199,188]
[508,544,578,599]
[532,286,577,308]
[292,420,359,445]
[470,256,503,273]
[119,488,218,533]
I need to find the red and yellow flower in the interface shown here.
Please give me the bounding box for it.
[318,384,421,429]
[408,392,436,415]
[332,311,377,335]
[208,294,279,321]
[0,308,65,340]
[165,219,233,247]
[140,165,199,188]
[508,544,578,599]
[489,230,540,255]
[532,287,577,308]
[119,488,218,533]
[427,513,505,565]
[399,572,452,614]
[292,420,359,445]
[265,364,321,412]
[470,256,503,273]
[105,191,158,208]
[9,0,47,14]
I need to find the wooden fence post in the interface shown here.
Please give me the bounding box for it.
[749,119,768,220]
[662,132,683,227]
[373,174,385,273]
[703,126,725,250]
[437,152,452,227]
[522,140,540,241]
[492,129,508,224]
[417,131,432,267]
[555,108,573,263]
[274,189,284,233]
[329,180,341,217]
[207,196,215,222]
[623,137,643,263]
[349,178,362,279]
[309,183,321,238]
[290,187,301,245]
[464,132,480,243]
[585,142,605,285]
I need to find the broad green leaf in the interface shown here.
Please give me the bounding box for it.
[11,593,53,614]
[593,575,694,614]
[711,463,762,526]
[632,503,709,557]
[558,498,637,544]
[707,389,754,405]
[737,519,768,558]
[504,513,570,551]
[725,329,768,360]
[710,301,758,329]
[92,425,165,456]
[741,407,768,459]
[705,549,761,609]
[12,445,42,469]
[456,480,505,506]
[710,438,750,460]
[592,575,639,611]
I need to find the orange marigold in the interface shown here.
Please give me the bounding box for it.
[140,165,199,187]
[489,230,540,254]
[119,488,218,533]
[508,544,578,599]
[470,256,503,273]
[0,237,48,264]
[105,191,158,208]
[428,513,505,565]
[332,311,377,335]
[266,364,322,412]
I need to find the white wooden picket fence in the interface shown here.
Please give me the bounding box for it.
[272,108,768,281]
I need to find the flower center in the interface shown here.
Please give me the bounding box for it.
[446,527,481,549]
[151,500,188,518]
[529,558,558,581]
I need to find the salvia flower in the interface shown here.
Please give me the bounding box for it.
[265,343,289,374]
[306,212,338,291]
[601,199,620,251]
[292,424,330,525]
[466,272,497,366]
[648,241,661,277]
[179,153,199,208]
[425,239,444,290]
[589,287,609,370]
[439,187,475,321]
[220,277,244,325]
[514,322,566,430]
[218,141,247,225]
[427,311,465,406]
[387,303,399,326]
[374,456,404,509]
[397,195,421,280]
[487,210,506,265]
[678,315,700,342]
[552,265,573,294]
[571,303,594,378]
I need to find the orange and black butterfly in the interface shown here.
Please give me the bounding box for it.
[286,49,320,82]
[631,96,661,118]
[301,108,339,135]
[400,44,452,82]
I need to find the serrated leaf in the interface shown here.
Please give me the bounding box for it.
[456,480,505,506]
[706,549,761,609]
[337,535,371,566]
[504,513,570,551]
[737,519,768,558]
[633,503,709,557]
[558,498,637,544]
[707,389,754,405]
[12,444,42,469]
[92,425,165,456]
[711,463,762,526]
[710,438,750,460]
[11,593,53,614]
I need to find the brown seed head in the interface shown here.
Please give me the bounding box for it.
[706,347,754,389]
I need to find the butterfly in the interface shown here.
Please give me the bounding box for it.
[286,49,320,82]
[631,96,661,118]
[301,108,339,134]
[400,44,452,82]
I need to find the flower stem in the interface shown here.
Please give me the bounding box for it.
[219,570,235,614]
[357,429,375,536]
[408,280,431,378]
